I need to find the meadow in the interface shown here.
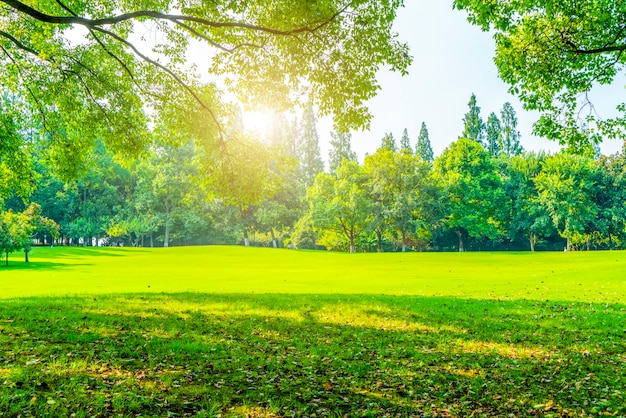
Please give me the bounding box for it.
[0,246,624,417]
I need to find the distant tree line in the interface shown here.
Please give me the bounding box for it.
[2,95,626,255]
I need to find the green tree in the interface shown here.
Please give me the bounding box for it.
[297,106,324,189]
[308,160,370,253]
[501,152,553,251]
[460,93,485,145]
[0,1,410,181]
[453,0,625,148]
[485,112,502,156]
[415,122,434,163]
[400,128,412,154]
[328,131,358,175]
[534,152,600,250]
[379,132,397,152]
[434,138,505,251]
[365,149,433,252]
[499,102,523,156]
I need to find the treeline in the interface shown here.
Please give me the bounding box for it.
[3,95,626,253]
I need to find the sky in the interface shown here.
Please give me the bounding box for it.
[305,1,625,163]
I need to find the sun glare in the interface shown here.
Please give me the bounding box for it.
[242,110,270,138]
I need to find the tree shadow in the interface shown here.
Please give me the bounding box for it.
[0,293,624,416]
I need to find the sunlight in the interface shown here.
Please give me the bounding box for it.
[242,110,271,138]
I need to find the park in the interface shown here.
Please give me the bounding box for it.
[1,1,626,417]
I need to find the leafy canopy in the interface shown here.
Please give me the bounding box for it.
[454,0,626,149]
[0,0,411,178]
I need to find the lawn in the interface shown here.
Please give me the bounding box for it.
[0,246,624,417]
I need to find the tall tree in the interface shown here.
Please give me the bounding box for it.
[534,152,600,250]
[454,0,625,148]
[308,160,370,253]
[400,128,412,154]
[415,122,434,163]
[379,132,397,152]
[434,138,505,251]
[328,131,358,175]
[0,1,411,181]
[501,152,553,251]
[499,102,523,156]
[297,106,324,189]
[460,93,485,145]
[485,112,502,156]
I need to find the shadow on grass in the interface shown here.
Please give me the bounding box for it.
[0,261,92,271]
[31,246,150,258]
[0,293,624,417]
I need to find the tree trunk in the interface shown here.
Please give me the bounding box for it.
[164,223,170,247]
[457,230,464,252]
[566,237,571,251]
[271,229,277,248]
[529,232,535,252]
[243,230,250,247]
[150,232,154,248]
[349,235,355,253]
[401,231,407,253]
[376,231,383,252]
[25,250,29,263]
[5,252,8,266]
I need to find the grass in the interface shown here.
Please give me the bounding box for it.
[0,246,625,417]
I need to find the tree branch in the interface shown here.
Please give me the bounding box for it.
[1,0,343,37]
[92,25,225,141]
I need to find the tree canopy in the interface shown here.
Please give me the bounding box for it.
[0,0,411,179]
[453,0,626,149]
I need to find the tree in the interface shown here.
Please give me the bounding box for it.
[0,203,57,265]
[499,102,523,156]
[453,0,626,148]
[534,152,600,250]
[308,160,370,253]
[501,152,553,251]
[434,138,505,251]
[415,122,434,163]
[485,112,502,156]
[379,132,397,152]
[400,128,412,154]
[460,93,485,145]
[297,106,324,189]
[328,131,358,175]
[364,149,433,252]
[0,1,410,184]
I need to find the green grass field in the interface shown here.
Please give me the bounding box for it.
[1,246,625,417]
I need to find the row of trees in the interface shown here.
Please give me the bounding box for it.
[306,139,626,252]
[3,94,625,254]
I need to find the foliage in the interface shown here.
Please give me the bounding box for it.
[534,152,601,249]
[308,160,370,253]
[460,93,485,145]
[328,130,358,175]
[434,138,505,251]
[454,0,626,148]
[0,0,411,181]
[378,132,397,152]
[485,112,502,156]
[296,106,324,189]
[415,121,434,163]
[499,102,523,156]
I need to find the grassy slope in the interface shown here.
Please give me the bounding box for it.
[1,247,625,417]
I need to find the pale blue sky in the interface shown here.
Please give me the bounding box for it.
[316,1,624,163]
